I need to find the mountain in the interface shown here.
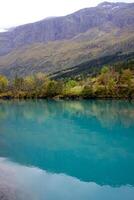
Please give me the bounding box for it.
[0,2,134,77]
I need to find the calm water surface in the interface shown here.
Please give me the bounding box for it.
[0,100,134,200]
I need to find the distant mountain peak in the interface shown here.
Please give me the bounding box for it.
[99,1,113,6]
[98,1,125,8]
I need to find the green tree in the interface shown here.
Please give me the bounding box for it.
[13,75,24,90]
[46,80,63,97]
[0,75,8,92]
[65,80,77,88]
[120,69,133,86]
[120,69,134,98]
[24,75,35,91]
[107,78,116,96]
[82,85,93,98]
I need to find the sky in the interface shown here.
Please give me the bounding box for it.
[0,0,133,31]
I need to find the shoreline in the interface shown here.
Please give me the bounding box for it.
[0,95,133,101]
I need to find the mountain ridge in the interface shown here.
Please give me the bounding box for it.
[0,2,134,77]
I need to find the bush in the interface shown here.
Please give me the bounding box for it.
[82,85,93,98]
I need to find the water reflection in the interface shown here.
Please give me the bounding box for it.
[0,100,134,187]
[0,100,134,128]
[0,158,134,200]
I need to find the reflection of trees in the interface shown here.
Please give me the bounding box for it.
[0,100,53,124]
[22,100,52,123]
[0,101,9,120]
[86,101,134,129]
[61,100,134,129]
[0,100,134,128]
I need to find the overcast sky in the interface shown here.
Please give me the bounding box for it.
[0,0,133,31]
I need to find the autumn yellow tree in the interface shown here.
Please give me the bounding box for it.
[0,75,8,92]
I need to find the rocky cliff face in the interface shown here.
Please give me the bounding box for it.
[0,2,133,55]
[0,2,134,77]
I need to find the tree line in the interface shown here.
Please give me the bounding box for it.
[0,67,134,99]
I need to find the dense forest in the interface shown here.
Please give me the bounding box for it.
[0,64,134,99]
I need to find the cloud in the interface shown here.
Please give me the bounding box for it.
[0,0,133,29]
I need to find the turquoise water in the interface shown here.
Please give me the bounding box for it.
[0,100,134,200]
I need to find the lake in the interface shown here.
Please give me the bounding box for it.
[0,100,134,200]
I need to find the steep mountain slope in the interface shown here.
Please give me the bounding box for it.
[0,2,134,77]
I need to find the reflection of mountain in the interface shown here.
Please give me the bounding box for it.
[0,100,134,186]
[0,158,134,200]
[1,158,134,200]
